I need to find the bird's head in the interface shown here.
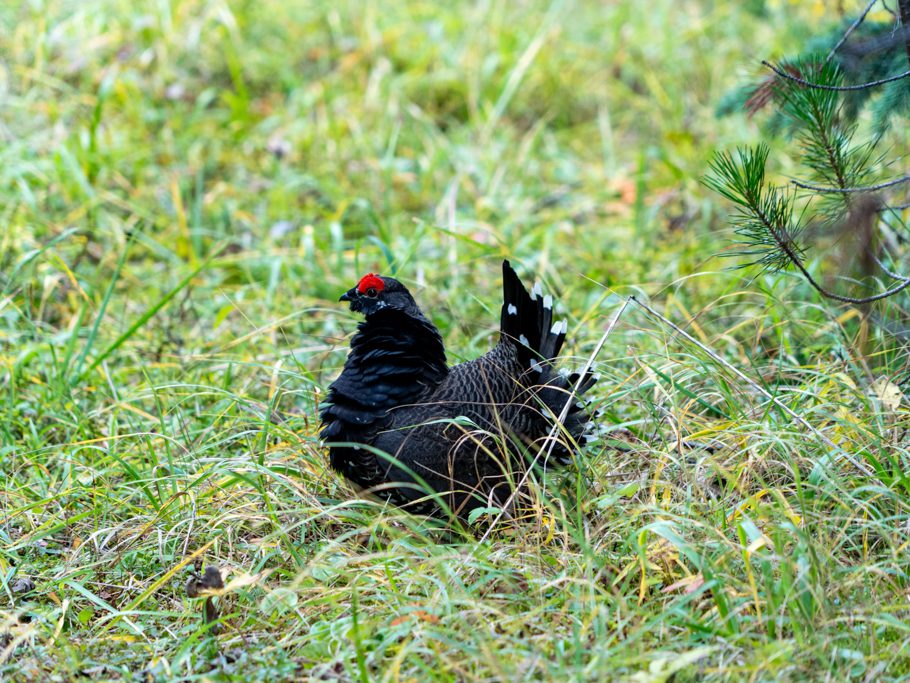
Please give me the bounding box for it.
[340,272,423,317]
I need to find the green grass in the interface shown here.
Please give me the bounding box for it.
[2,0,910,680]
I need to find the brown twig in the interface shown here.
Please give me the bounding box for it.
[791,173,910,194]
[762,59,910,91]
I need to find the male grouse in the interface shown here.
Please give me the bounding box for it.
[320,260,597,518]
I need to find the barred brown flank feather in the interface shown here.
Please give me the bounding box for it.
[320,260,598,520]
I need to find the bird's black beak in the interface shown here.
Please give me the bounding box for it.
[339,288,356,302]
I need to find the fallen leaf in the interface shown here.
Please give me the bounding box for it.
[872,377,903,412]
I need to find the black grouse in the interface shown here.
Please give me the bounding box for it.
[320,260,597,519]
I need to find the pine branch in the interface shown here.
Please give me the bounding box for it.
[748,196,910,303]
[704,145,804,273]
[762,59,910,90]
[792,173,910,193]
[873,253,907,279]
[705,146,910,305]
[773,59,875,225]
[826,0,880,63]
[709,7,910,307]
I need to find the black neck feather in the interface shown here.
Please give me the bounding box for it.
[320,308,448,439]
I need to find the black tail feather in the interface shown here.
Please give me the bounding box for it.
[499,261,567,373]
[499,261,600,460]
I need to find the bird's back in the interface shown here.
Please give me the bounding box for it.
[371,340,549,514]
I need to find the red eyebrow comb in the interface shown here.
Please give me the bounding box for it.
[357,273,384,294]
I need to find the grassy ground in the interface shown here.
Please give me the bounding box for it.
[3,0,910,680]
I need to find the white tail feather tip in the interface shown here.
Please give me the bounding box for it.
[531,282,543,300]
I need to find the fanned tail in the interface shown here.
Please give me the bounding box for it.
[500,260,567,372]
[499,260,601,461]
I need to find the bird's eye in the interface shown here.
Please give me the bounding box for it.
[365,287,378,298]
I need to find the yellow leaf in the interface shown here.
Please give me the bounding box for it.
[872,377,903,412]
